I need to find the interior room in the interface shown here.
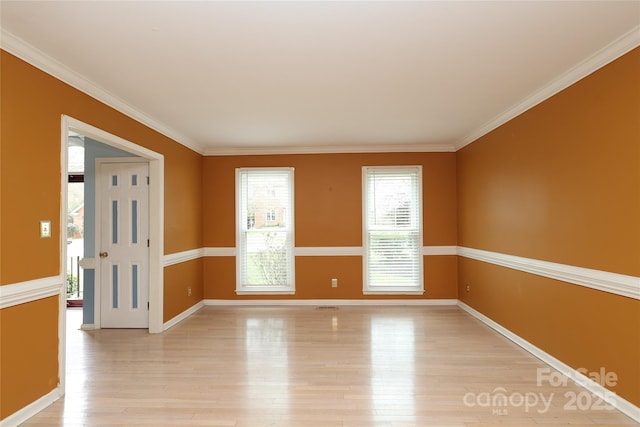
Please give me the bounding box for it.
[1,2,638,426]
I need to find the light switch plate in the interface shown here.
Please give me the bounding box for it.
[40,220,51,238]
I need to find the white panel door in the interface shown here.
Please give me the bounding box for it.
[99,162,149,328]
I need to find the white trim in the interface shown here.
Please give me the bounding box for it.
[457,301,640,423]
[163,301,205,331]
[458,246,640,300]
[70,244,639,303]
[201,246,456,257]
[0,387,63,427]
[193,245,640,300]
[59,117,68,394]
[204,247,236,257]
[0,276,63,309]
[456,25,640,150]
[204,143,455,156]
[80,324,95,331]
[64,117,165,333]
[422,245,457,256]
[148,155,165,334]
[1,30,203,155]
[163,248,205,267]
[295,246,363,256]
[204,298,458,306]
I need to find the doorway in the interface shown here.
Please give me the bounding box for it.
[59,117,165,411]
[61,116,164,335]
[60,115,165,393]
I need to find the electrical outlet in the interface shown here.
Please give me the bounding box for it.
[187,287,192,296]
[331,278,338,288]
[466,284,470,292]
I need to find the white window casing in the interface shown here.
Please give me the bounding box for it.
[236,168,295,294]
[363,166,424,295]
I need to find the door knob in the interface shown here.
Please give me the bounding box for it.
[99,252,109,258]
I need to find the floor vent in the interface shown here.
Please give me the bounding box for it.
[316,306,339,310]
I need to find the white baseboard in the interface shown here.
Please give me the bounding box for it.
[0,387,62,427]
[163,301,205,331]
[80,323,95,331]
[457,301,640,423]
[203,298,458,306]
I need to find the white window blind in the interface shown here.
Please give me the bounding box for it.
[236,168,295,294]
[363,166,423,294]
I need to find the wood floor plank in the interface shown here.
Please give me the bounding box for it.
[20,306,638,426]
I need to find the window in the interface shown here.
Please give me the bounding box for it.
[265,208,277,222]
[236,168,295,294]
[363,166,423,294]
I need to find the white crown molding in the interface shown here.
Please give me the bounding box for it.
[4,24,638,157]
[458,301,640,423]
[204,298,458,306]
[163,248,205,267]
[456,25,640,150]
[0,276,63,309]
[0,29,205,155]
[458,247,640,300]
[203,143,456,156]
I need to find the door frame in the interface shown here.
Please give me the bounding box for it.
[60,117,165,392]
[94,158,151,329]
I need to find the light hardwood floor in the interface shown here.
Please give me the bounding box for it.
[22,306,637,426]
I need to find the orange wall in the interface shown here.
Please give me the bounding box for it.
[0,296,59,419]
[457,48,640,276]
[164,259,204,322]
[203,152,458,299]
[1,50,203,285]
[457,48,640,405]
[0,50,203,420]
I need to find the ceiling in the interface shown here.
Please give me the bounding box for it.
[1,1,639,155]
